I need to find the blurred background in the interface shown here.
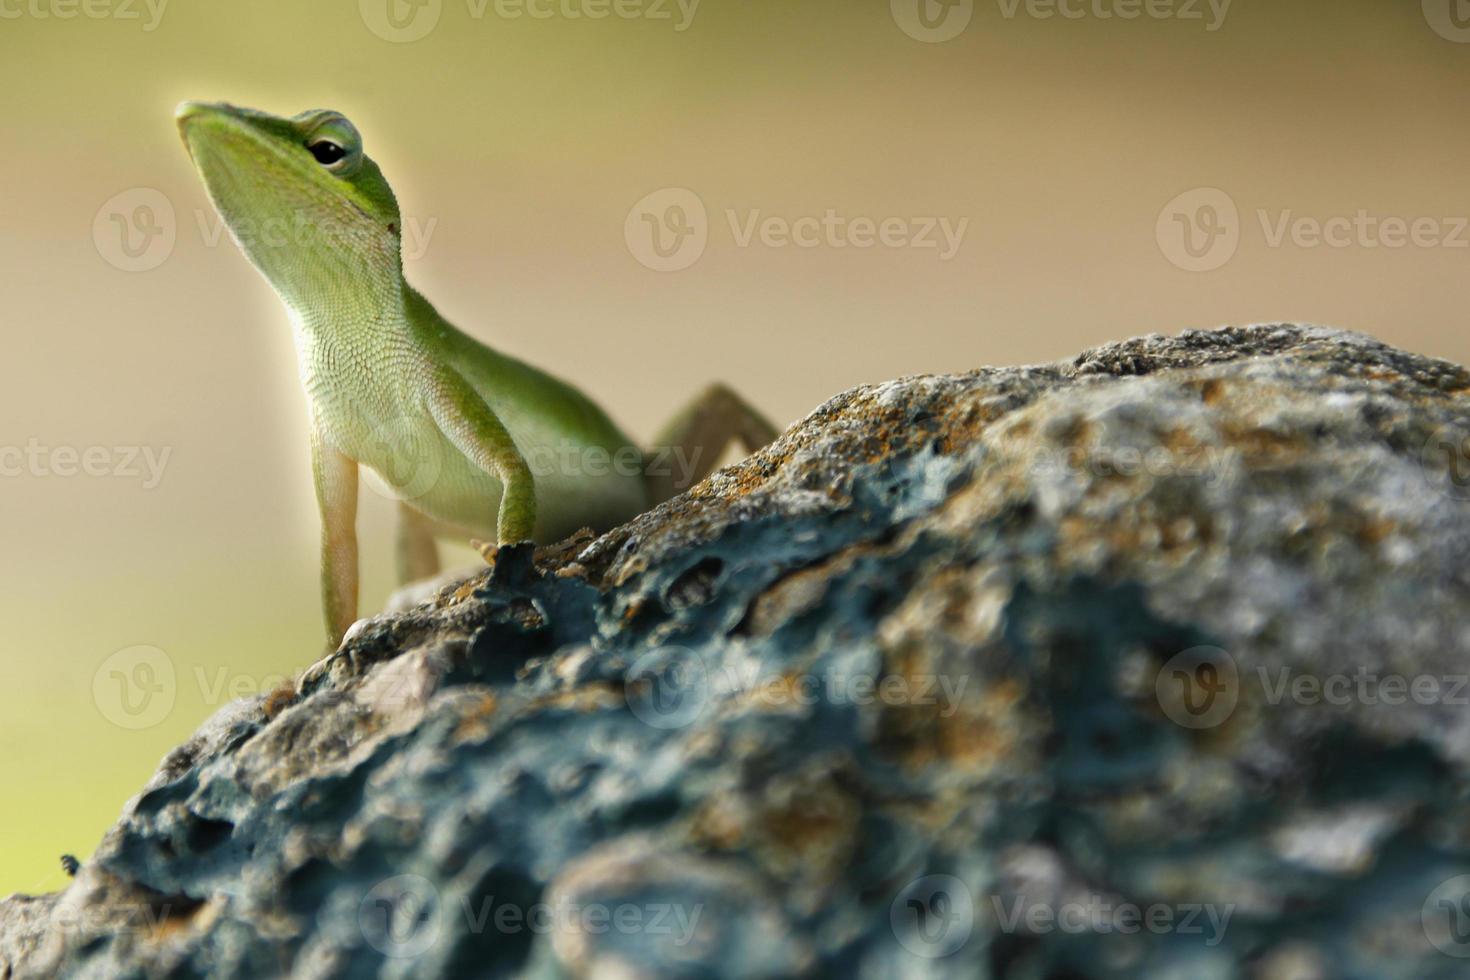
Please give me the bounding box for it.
[2,0,1468,892]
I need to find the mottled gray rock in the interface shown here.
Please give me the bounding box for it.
[7,324,1470,978]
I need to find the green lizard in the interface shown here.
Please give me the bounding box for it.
[176,101,777,648]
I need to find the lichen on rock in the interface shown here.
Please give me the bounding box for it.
[7,324,1470,978]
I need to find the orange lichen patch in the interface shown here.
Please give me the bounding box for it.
[262,680,298,721]
[450,691,499,744]
[1159,426,1208,456]
[752,777,861,882]
[1057,512,1146,558]
[1197,378,1227,405]
[744,545,880,637]
[1359,367,1407,385]
[1051,415,1096,450]
[879,675,1025,773]
[1355,514,1399,546]
[142,894,216,943]
[621,597,649,624]
[1219,422,1307,463]
[530,683,624,714]
[690,796,748,850]
[1057,503,1211,564]
[451,579,484,603]
[927,399,1010,455]
[729,671,816,715]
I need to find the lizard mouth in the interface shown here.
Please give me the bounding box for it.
[176,101,378,231]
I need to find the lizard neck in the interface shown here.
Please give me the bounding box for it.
[279,258,412,340]
[283,273,420,405]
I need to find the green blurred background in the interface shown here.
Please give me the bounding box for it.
[2,0,1469,892]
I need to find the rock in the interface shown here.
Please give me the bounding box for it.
[7,324,1470,978]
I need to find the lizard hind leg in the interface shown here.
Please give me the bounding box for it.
[645,383,780,505]
[396,501,442,584]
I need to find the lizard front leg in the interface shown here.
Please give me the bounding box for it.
[311,428,360,647]
[426,368,537,557]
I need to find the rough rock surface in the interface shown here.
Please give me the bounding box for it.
[6,324,1470,978]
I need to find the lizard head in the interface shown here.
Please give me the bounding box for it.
[175,101,403,310]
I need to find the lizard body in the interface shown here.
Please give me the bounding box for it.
[177,102,775,646]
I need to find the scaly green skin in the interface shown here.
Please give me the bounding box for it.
[177,102,656,646]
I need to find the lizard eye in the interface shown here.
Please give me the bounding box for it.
[299,112,363,175]
[308,140,347,166]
